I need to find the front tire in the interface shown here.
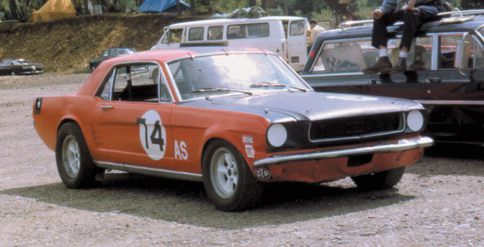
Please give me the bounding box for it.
[56,122,102,188]
[10,71,15,76]
[90,64,96,72]
[202,140,264,211]
[351,167,406,190]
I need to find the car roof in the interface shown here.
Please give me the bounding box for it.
[168,16,306,28]
[105,46,270,64]
[112,47,136,50]
[78,46,272,97]
[315,15,484,42]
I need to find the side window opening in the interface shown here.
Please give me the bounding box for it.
[289,20,305,36]
[99,64,165,102]
[227,25,246,39]
[387,36,432,71]
[188,27,204,41]
[208,26,223,40]
[169,29,183,43]
[439,34,476,69]
[475,42,484,68]
[311,36,432,75]
[247,23,270,37]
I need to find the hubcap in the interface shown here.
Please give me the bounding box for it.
[210,147,238,199]
[62,135,81,178]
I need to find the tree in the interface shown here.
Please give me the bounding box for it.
[461,0,484,9]
[176,0,181,14]
[8,0,32,21]
[190,0,195,12]
[261,0,266,10]
[248,0,255,6]
[83,0,89,14]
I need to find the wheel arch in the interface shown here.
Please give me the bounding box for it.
[201,137,255,176]
[56,118,93,153]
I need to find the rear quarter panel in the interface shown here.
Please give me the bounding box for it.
[33,95,99,153]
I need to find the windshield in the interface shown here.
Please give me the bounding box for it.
[118,49,135,55]
[13,59,31,65]
[167,54,310,100]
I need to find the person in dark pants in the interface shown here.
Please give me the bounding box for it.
[363,0,445,74]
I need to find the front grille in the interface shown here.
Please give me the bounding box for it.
[309,113,403,141]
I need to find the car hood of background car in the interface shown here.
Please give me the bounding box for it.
[178,91,424,123]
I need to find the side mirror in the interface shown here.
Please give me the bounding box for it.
[454,37,471,69]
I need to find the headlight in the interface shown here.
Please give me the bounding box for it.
[407,110,424,132]
[267,124,288,147]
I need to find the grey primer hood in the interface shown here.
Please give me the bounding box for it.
[178,91,424,123]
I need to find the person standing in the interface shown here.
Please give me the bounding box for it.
[362,0,445,74]
[309,20,326,48]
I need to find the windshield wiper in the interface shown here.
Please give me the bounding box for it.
[287,85,308,92]
[250,82,307,92]
[190,87,252,95]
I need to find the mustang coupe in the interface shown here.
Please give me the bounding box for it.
[0,58,43,75]
[33,47,433,211]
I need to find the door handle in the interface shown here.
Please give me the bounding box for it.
[101,105,113,111]
[425,78,441,83]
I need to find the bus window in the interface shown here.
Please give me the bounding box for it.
[189,27,204,41]
[208,26,223,40]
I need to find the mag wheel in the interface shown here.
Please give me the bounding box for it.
[351,166,406,190]
[90,64,96,72]
[202,140,264,211]
[10,71,15,76]
[56,122,103,189]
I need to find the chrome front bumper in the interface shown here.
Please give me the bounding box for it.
[253,136,433,168]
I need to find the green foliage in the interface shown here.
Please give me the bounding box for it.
[460,0,483,9]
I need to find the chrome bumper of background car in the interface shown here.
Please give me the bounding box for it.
[253,136,434,168]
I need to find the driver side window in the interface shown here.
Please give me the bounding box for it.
[98,63,171,102]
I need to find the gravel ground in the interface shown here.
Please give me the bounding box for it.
[0,74,483,246]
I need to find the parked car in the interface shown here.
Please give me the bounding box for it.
[0,58,43,75]
[88,48,137,71]
[33,47,432,211]
[150,16,310,72]
[300,10,484,144]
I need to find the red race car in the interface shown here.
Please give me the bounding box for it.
[33,47,433,211]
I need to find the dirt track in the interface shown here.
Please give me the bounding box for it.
[0,74,483,246]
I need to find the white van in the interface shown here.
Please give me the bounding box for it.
[150,16,309,71]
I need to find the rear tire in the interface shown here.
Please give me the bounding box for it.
[56,122,103,188]
[351,167,405,190]
[202,140,264,211]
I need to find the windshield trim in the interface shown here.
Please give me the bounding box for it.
[164,53,312,103]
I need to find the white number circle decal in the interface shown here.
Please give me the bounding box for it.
[137,110,166,160]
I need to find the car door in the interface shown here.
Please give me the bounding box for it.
[93,63,176,170]
[424,33,484,101]
[286,19,308,71]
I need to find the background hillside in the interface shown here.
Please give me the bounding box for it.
[0,14,206,74]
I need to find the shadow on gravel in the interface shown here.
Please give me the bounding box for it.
[0,174,414,230]
[407,143,484,177]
